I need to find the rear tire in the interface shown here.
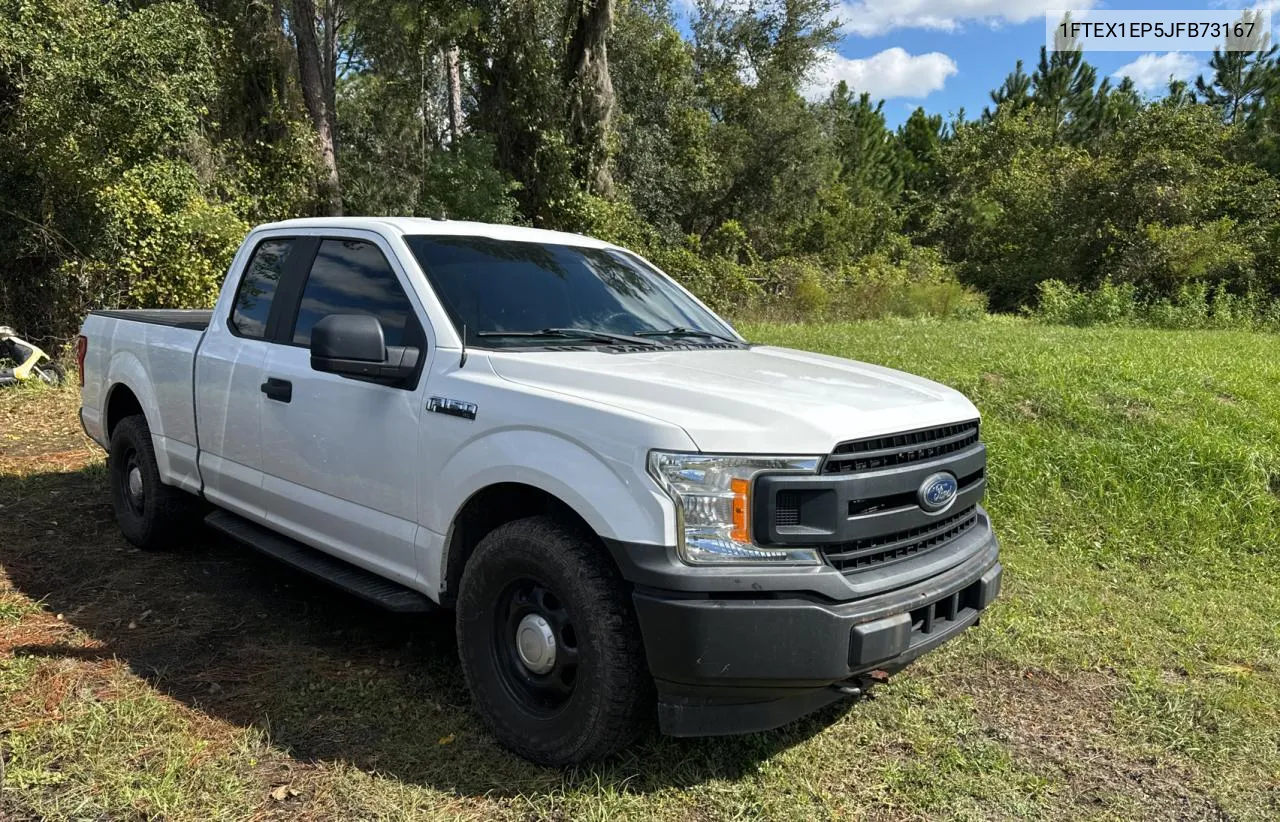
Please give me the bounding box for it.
[456,516,654,765]
[108,414,201,550]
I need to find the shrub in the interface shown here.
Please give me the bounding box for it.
[1032,279,1139,326]
[0,0,308,342]
[1032,278,1280,332]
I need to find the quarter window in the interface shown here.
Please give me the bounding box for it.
[291,239,417,347]
[230,238,293,338]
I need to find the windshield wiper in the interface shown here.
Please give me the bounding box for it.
[633,326,743,345]
[475,328,664,347]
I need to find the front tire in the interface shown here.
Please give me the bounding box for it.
[456,516,653,765]
[108,414,201,550]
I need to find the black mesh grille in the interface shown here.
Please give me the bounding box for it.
[823,506,979,572]
[775,491,801,526]
[824,421,980,474]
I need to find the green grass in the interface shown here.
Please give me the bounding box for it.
[1,318,1278,819]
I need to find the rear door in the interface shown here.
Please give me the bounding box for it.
[257,233,430,588]
[195,235,301,520]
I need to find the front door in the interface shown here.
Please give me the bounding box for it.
[258,235,430,588]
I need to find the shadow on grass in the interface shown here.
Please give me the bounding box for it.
[0,464,846,797]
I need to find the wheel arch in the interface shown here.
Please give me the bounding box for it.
[105,382,146,439]
[428,428,676,603]
[440,481,603,607]
[101,349,164,440]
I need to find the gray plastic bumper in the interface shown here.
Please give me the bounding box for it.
[620,531,1001,737]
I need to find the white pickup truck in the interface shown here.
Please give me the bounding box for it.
[77,217,1001,765]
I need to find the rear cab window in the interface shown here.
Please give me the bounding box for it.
[230,238,294,339]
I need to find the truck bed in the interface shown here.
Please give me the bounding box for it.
[79,309,209,494]
[90,309,213,330]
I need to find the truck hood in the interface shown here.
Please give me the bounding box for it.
[485,345,979,454]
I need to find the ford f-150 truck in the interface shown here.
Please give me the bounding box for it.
[78,217,1001,765]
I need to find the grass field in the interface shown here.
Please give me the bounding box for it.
[1,318,1278,820]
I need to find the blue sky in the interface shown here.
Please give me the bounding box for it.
[681,1,1275,127]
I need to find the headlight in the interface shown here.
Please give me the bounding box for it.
[647,451,823,565]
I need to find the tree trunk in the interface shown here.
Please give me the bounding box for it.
[564,0,615,197]
[271,0,293,108]
[446,42,464,148]
[291,0,342,215]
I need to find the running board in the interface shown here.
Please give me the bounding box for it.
[204,509,435,613]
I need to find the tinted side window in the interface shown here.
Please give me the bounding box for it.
[231,239,293,338]
[292,239,416,347]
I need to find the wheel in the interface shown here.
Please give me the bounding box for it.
[32,362,65,386]
[108,414,201,550]
[456,516,653,765]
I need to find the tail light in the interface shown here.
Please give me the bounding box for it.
[75,335,87,387]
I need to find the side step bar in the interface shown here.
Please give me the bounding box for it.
[205,509,435,613]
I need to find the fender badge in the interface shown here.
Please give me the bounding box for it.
[428,397,477,420]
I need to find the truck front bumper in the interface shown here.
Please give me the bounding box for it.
[622,531,1001,737]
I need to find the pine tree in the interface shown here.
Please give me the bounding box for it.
[1195,10,1276,123]
[1164,79,1197,108]
[984,59,1031,120]
[897,106,943,193]
[1031,45,1098,134]
[823,82,903,202]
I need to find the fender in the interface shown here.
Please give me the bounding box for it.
[425,427,679,599]
[431,427,676,545]
[104,349,202,494]
[428,427,678,580]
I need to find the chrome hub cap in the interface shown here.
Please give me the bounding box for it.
[127,465,144,505]
[515,613,557,674]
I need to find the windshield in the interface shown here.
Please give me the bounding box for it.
[404,235,740,349]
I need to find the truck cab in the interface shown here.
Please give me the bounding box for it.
[79,217,1001,765]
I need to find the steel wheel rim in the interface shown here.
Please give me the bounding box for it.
[122,449,144,515]
[493,578,580,716]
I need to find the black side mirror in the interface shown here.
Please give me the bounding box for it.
[310,314,420,385]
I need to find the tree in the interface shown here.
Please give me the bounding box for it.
[897,106,944,194]
[291,0,344,214]
[446,42,464,147]
[0,0,251,337]
[985,60,1031,120]
[564,0,617,196]
[609,0,713,235]
[1165,79,1197,108]
[1030,44,1099,136]
[687,0,839,252]
[823,84,902,202]
[1196,10,1275,124]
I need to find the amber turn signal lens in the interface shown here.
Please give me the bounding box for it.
[730,477,750,542]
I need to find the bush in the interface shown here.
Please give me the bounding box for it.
[740,241,985,323]
[1033,279,1139,326]
[1031,278,1280,332]
[934,107,1280,314]
[0,0,310,342]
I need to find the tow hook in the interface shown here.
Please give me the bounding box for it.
[832,669,892,697]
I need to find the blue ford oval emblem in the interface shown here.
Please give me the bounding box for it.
[918,472,958,513]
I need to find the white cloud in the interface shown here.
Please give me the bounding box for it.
[1213,1,1280,12]
[836,0,1099,36]
[1113,52,1201,93]
[805,48,958,101]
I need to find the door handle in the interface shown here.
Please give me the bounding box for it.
[260,377,292,403]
